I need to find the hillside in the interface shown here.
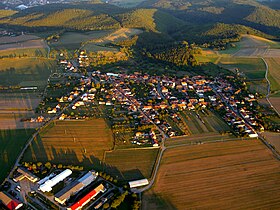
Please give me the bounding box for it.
[140,0,280,37]
[0,3,184,33]
[0,0,279,48]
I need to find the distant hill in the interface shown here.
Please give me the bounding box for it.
[0,0,279,47]
[140,0,280,37]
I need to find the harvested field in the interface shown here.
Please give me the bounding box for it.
[269,97,280,114]
[166,132,237,147]
[264,49,280,57]
[231,35,270,57]
[0,129,35,184]
[0,35,41,44]
[264,132,280,152]
[0,93,42,130]
[143,140,280,210]
[23,119,114,170]
[0,39,47,51]
[104,148,159,181]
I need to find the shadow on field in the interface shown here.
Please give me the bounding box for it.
[143,191,178,210]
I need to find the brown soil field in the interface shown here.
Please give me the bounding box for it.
[264,49,280,58]
[0,39,47,51]
[264,132,280,152]
[0,93,41,129]
[143,140,280,210]
[23,119,114,170]
[104,148,159,181]
[0,35,40,44]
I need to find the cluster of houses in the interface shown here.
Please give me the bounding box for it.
[212,77,262,137]
[92,71,263,139]
[92,72,214,140]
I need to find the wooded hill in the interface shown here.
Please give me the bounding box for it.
[0,0,279,48]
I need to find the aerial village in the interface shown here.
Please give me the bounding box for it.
[0,50,268,209]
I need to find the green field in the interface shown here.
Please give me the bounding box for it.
[218,57,266,80]
[23,119,114,171]
[0,48,48,57]
[0,129,35,183]
[109,0,146,7]
[265,58,280,93]
[104,148,159,181]
[179,110,231,135]
[0,58,56,88]
[50,30,113,50]
[82,43,118,52]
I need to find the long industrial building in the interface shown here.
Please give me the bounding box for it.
[55,171,98,205]
[40,169,72,192]
[13,167,39,183]
[67,184,106,210]
[129,179,149,188]
[0,191,23,210]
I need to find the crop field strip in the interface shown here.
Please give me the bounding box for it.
[143,140,280,210]
[23,119,114,170]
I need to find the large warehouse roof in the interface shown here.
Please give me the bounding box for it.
[40,169,72,192]
[55,171,98,204]
[67,184,106,210]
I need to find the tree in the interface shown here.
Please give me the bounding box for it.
[103,203,110,209]
[45,162,52,170]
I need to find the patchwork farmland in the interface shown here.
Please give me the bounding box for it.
[143,140,280,210]
[23,119,114,170]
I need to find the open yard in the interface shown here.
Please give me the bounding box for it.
[104,148,159,181]
[0,58,56,88]
[0,129,35,184]
[23,119,114,170]
[143,140,280,210]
